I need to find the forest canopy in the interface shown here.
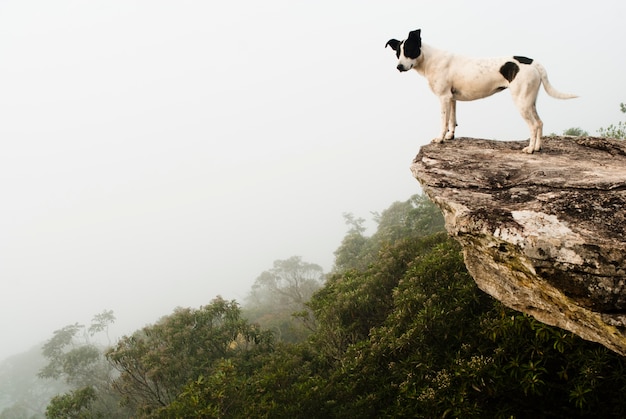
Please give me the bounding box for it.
[3,194,626,419]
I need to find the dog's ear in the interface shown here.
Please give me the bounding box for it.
[407,29,421,44]
[385,39,401,52]
[403,29,422,58]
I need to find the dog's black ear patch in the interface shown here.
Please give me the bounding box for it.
[385,39,400,52]
[408,29,421,39]
[514,55,534,65]
[499,61,520,82]
[403,29,422,59]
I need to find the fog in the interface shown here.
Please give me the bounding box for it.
[1,0,624,361]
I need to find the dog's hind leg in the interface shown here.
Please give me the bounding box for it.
[529,106,543,152]
[433,96,453,143]
[518,103,543,154]
[511,80,543,153]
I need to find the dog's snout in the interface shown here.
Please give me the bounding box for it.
[396,64,408,72]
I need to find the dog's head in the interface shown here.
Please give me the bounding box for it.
[385,29,422,72]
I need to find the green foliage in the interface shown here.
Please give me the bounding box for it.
[156,359,243,419]
[244,257,325,342]
[106,297,272,417]
[38,311,130,419]
[333,194,445,272]
[310,232,453,360]
[598,102,626,139]
[333,213,369,272]
[236,343,328,418]
[87,310,115,344]
[303,230,626,418]
[598,122,626,139]
[45,387,97,419]
[563,127,589,136]
[31,193,626,418]
[40,310,116,388]
[315,236,492,418]
[371,194,446,243]
[39,324,85,382]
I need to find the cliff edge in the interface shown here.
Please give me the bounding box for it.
[411,136,626,355]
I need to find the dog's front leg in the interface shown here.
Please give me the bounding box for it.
[433,96,453,143]
[445,100,457,140]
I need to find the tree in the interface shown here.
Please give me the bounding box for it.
[248,257,324,310]
[88,310,115,345]
[332,194,445,273]
[304,200,626,418]
[309,232,453,361]
[236,342,328,418]
[333,213,369,272]
[27,194,626,418]
[563,127,588,136]
[245,257,325,342]
[106,297,272,417]
[45,387,97,419]
[371,194,445,244]
[39,311,127,419]
[309,231,626,417]
[155,359,243,419]
[39,310,115,388]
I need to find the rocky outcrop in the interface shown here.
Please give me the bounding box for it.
[410,136,626,355]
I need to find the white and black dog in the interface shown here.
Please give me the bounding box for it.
[386,29,577,153]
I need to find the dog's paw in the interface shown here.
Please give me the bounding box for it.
[431,137,444,144]
[522,146,535,154]
[444,133,455,140]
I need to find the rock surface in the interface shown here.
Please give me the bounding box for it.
[410,136,626,355]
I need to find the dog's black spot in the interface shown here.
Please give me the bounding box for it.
[403,29,422,59]
[499,61,520,82]
[514,55,534,65]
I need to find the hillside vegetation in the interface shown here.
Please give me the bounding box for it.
[4,194,626,418]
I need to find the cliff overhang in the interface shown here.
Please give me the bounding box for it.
[411,136,626,355]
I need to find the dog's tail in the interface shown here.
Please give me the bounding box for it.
[535,62,578,99]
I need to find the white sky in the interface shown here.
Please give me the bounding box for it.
[1,0,624,360]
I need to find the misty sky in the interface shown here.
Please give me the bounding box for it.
[1,1,624,360]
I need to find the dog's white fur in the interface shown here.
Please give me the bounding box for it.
[387,30,577,153]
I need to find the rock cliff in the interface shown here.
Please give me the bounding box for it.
[410,136,626,355]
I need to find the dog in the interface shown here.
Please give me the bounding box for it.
[385,29,577,153]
